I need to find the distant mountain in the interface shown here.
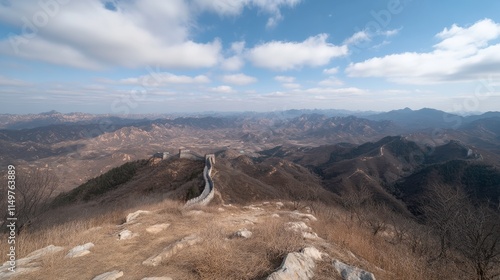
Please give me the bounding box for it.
[464,111,500,122]
[366,108,464,130]
[258,136,497,214]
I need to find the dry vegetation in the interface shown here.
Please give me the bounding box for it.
[3,195,494,280]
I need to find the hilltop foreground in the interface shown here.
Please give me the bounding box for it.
[2,199,453,280]
[2,151,499,279]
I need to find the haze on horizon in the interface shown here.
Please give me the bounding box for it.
[1,0,500,114]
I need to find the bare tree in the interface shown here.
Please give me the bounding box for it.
[361,202,391,236]
[1,168,58,234]
[422,183,468,260]
[423,184,500,279]
[340,183,372,223]
[450,204,500,280]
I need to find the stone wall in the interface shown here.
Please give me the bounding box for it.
[184,154,215,207]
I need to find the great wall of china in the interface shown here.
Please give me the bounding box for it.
[184,154,216,207]
[151,149,216,207]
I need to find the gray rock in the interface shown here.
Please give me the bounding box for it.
[146,224,170,234]
[267,247,323,280]
[65,242,94,258]
[92,270,124,280]
[118,229,135,240]
[143,234,201,266]
[126,210,151,223]
[290,211,318,221]
[333,260,376,280]
[233,228,253,238]
[285,221,312,232]
[0,244,64,278]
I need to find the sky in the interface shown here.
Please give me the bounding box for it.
[0,0,500,114]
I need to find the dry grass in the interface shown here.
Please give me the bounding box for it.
[173,217,305,280]
[310,202,461,280]
[1,198,466,280]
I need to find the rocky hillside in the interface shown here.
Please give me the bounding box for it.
[0,200,443,280]
[2,149,499,279]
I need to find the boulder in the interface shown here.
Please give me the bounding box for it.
[126,210,151,223]
[285,221,312,232]
[267,247,323,280]
[92,270,124,280]
[333,260,376,280]
[118,229,135,240]
[290,211,317,221]
[143,234,201,267]
[233,228,253,238]
[65,242,94,258]
[0,244,64,278]
[146,224,170,234]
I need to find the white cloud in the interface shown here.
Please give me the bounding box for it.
[210,85,235,93]
[194,0,302,28]
[248,34,348,71]
[221,41,246,71]
[283,83,301,89]
[221,56,245,71]
[318,77,344,87]
[343,28,399,47]
[301,87,366,95]
[193,0,249,15]
[230,41,246,53]
[274,76,295,83]
[344,31,370,45]
[253,0,302,28]
[0,0,221,69]
[323,67,339,75]
[346,19,500,84]
[119,72,211,86]
[222,73,257,85]
[382,28,401,37]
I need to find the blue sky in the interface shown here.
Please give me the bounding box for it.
[0,0,499,114]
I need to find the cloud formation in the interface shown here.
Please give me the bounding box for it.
[248,34,348,71]
[346,19,500,84]
[119,72,211,86]
[222,73,257,85]
[0,1,220,69]
[194,0,302,28]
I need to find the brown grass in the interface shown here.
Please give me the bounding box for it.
[310,201,461,280]
[1,198,465,280]
[173,217,305,280]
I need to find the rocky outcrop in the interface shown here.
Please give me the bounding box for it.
[232,228,253,238]
[65,242,94,258]
[184,154,215,207]
[333,260,376,280]
[267,247,323,280]
[118,229,135,240]
[92,270,124,280]
[143,234,201,267]
[285,221,320,240]
[0,245,64,278]
[146,223,170,234]
[126,210,151,223]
